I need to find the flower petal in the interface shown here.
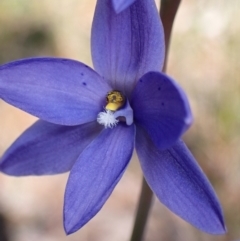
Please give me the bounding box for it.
[0,58,111,125]
[0,121,102,175]
[64,124,135,234]
[91,0,165,96]
[112,0,136,13]
[131,71,193,150]
[136,127,226,234]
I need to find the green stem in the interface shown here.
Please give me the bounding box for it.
[129,1,182,241]
[129,177,153,241]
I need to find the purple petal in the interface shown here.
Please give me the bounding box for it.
[131,71,192,150]
[0,121,102,175]
[136,127,226,234]
[112,0,136,13]
[91,0,165,96]
[0,58,111,125]
[64,124,135,234]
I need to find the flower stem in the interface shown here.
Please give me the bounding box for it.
[160,0,182,72]
[129,1,182,241]
[129,177,153,241]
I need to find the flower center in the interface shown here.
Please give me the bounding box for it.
[97,90,133,128]
[106,90,125,111]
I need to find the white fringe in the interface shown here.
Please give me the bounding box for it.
[97,110,119,128]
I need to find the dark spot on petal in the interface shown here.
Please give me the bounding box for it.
[81,73,84,76]
[158,87,161,91]
[82,82,87,86]
[84,65,89,68]
[140,79,143,83]
[162,102,164,106]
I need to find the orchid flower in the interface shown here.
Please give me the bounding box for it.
[0,0,225,235]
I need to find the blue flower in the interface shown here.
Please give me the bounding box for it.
[0,0,225,235]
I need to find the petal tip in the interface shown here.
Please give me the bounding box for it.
[112,5,122,14]
[205,224,227,235]
[112,0,136,13]
[63,215,83,235]
[218,221,228,234]
[64,225,76,236]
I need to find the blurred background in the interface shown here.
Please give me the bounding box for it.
[0,0,239,240]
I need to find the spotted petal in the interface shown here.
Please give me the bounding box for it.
[136,127,226,234]
[64,124,135,234]
[112,0,136,13]
[91,0,164,96]
[131,71,192,150]
[0,121,102,175]
[0,58,111,125]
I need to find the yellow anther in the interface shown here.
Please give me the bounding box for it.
[105,90,125,111]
